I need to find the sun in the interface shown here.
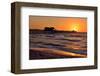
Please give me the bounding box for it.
[71,25,79,32]
[73,26,78,31]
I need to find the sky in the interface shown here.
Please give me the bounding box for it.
[29,16,87,32]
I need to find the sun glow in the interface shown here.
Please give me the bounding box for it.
[71,24,79,32]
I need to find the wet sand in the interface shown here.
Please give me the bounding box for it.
[29,48,87,60]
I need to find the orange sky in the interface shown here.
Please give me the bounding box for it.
[29,16,87,32]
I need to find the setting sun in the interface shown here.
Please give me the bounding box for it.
[71,25,79,32]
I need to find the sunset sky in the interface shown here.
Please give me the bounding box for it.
[29,16,87,32]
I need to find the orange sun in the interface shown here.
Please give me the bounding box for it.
[71,24,79,32]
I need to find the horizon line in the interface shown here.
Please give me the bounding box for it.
[29,29,87,33]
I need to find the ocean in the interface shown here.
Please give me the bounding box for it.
[29,31,87,59]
